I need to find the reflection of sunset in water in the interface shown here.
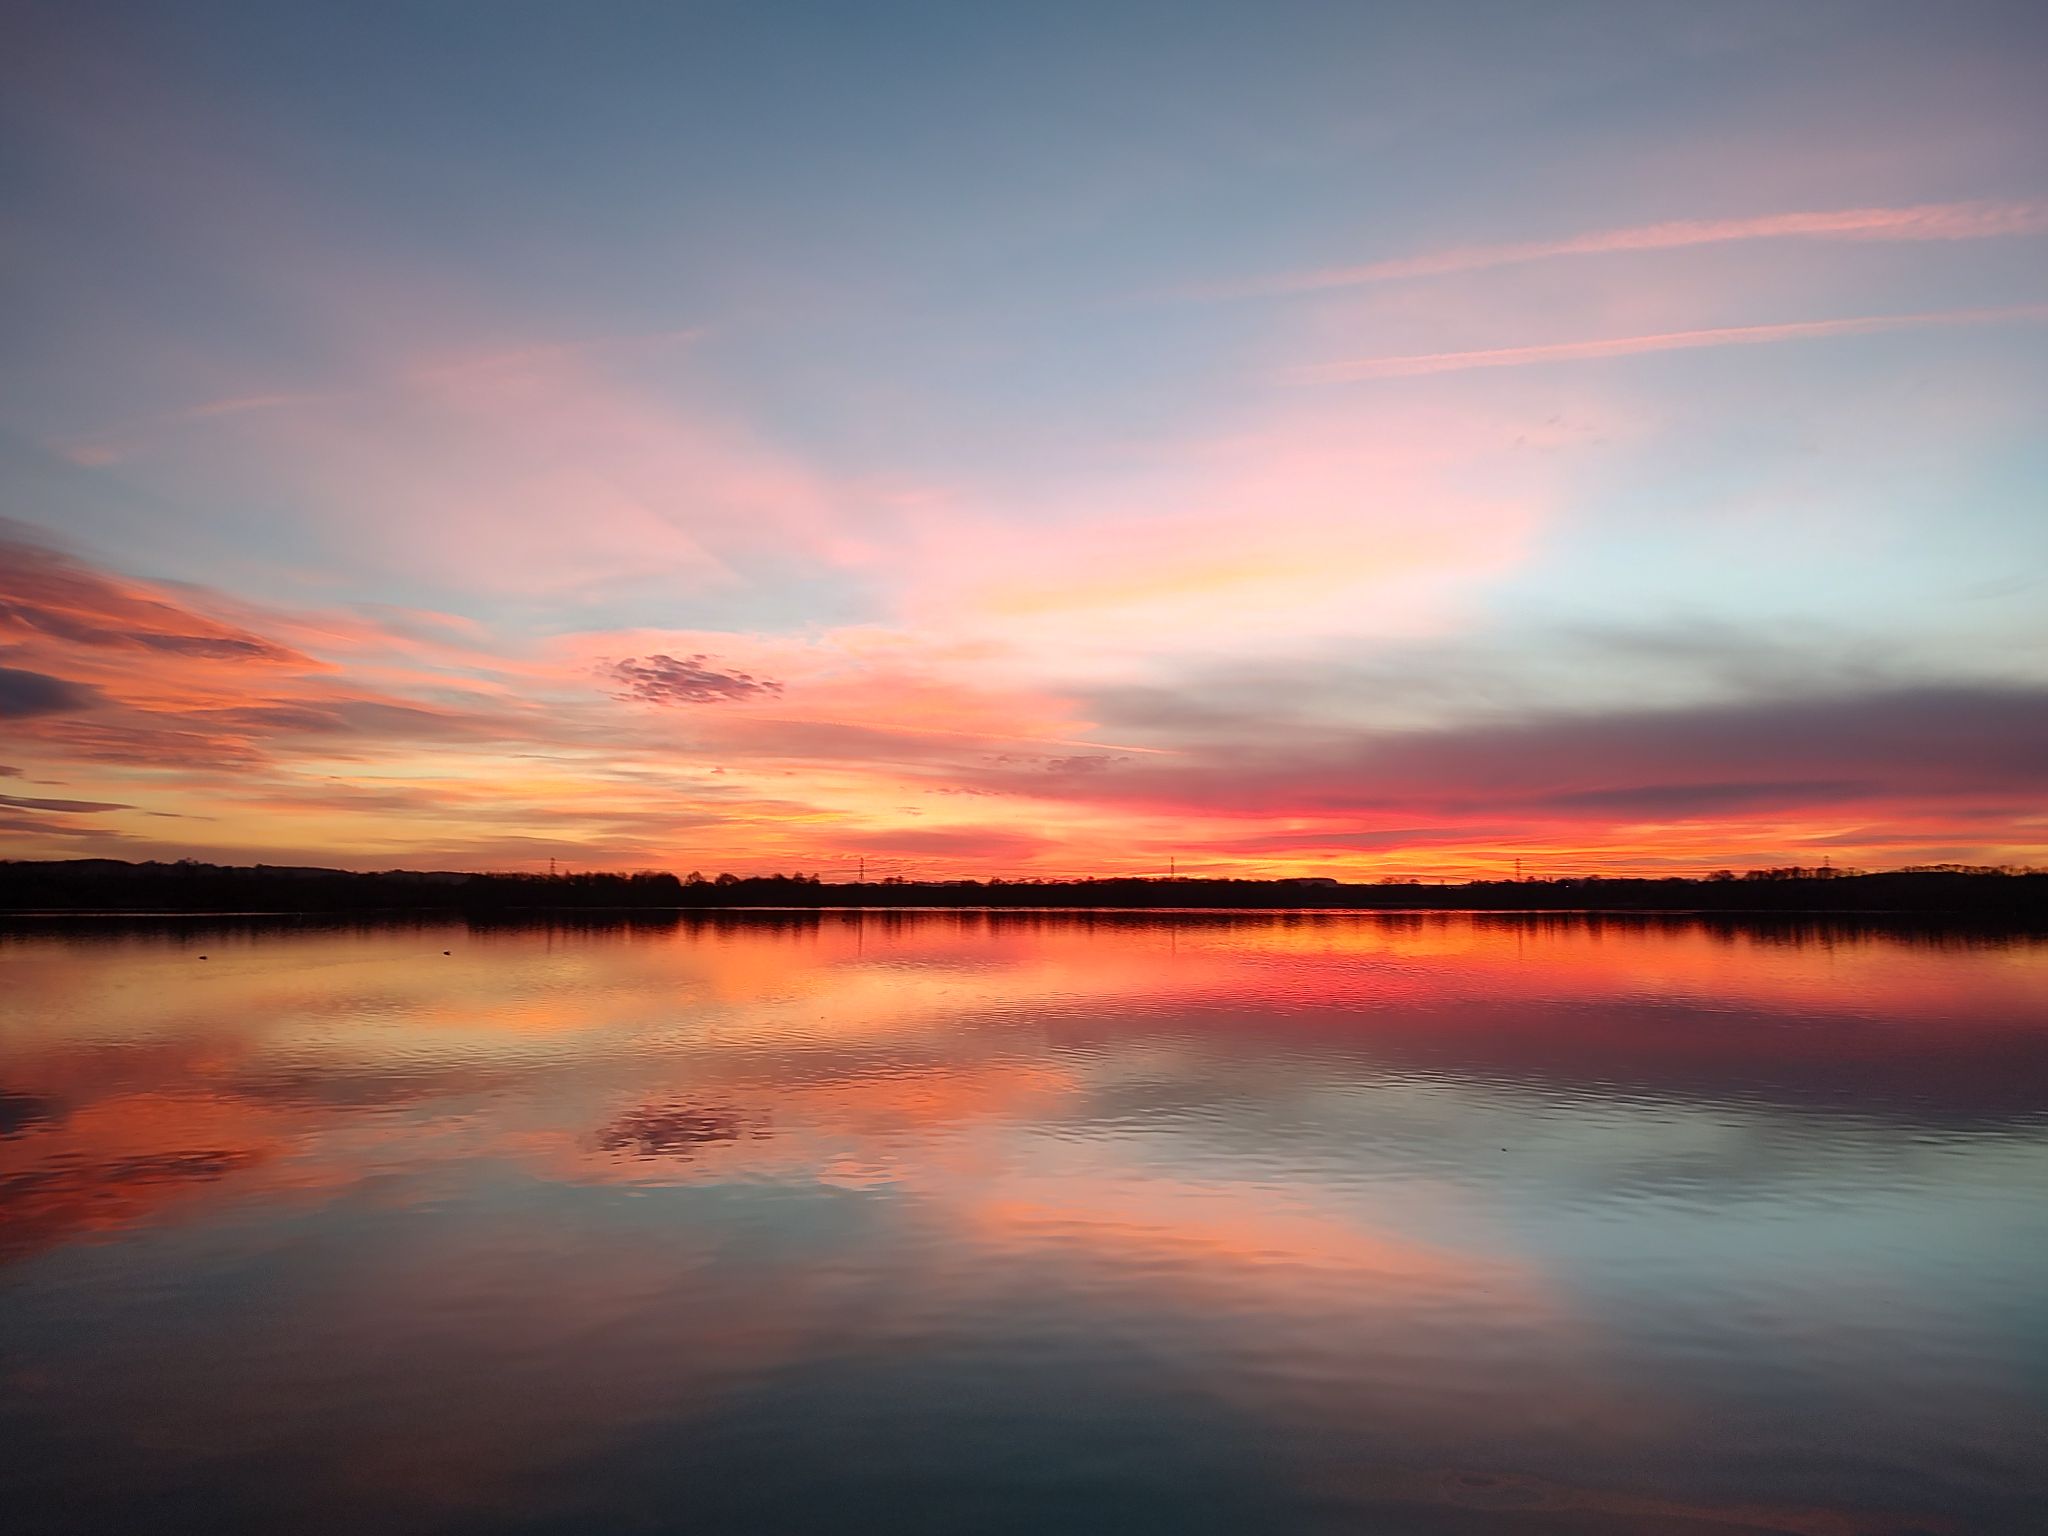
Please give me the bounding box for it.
[3,914,2045,1534]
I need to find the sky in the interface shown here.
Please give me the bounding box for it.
[2,0,2045,880]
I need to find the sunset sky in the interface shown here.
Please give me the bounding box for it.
[3,0,2045,879]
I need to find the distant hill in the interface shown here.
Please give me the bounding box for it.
[2,858,2044,917]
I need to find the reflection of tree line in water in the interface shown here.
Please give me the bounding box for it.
[5,857,2045,921]
[5,906,2044,955]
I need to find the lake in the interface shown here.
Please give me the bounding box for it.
[2,911,2044,1535]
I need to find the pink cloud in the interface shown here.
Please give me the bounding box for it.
[147,346,869,599]
[1201,200,2048,299]
[10,520,2046,880]
[893,401,1577,670]
[0,528,320,672]
[1284,303,2048,383]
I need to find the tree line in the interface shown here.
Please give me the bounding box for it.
[2,857,2044,916]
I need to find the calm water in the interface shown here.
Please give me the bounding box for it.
[3,913,2045,1536]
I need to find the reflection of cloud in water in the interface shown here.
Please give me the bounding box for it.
[0,1089,67,1137]
[594,1102,769,1159]
[0,1087,390,1264]
[0,1144,260,1260]
[0,917,2037,1534]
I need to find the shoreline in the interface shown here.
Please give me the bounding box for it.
[7,902,2044,923]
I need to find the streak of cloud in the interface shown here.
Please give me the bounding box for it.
[1285,304,2048,383]
[0,793,133,813]
[1199,200,2048,299]
[56,329,704,467]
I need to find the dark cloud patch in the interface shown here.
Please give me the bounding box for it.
[0,792,131,813]
[137,631,279,660]
[0,666,102,719]
[1369,686,2048,803]
[1086,621,1945,747]
[986,683,2048,823]
[607,653,782,705]
[1529,780,1876,815]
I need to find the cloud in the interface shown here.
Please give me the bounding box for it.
[1203,200,2048,298]
[0,811,128,839]
[606,654,784,705]
[0,527,556,777]
[1001,681,2048,835]
[0,528,311,664]
[0,666,102,719]
[0,793,132,813]
[988,751,1124,775]
[56,391,340,465]
[58,332,707,468]
[822,826,1058,860]
[1285,304,2048,384]
[1044,753,1120,775]
[1526,780,1875,816]
[4,522,2043,878]
[57,343,861,600]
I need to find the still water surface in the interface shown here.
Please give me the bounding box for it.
[3,912,2045,1535]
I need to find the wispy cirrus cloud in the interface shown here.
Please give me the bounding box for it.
[1198,200,2048,299]
[1284,303,2048,384]
[56,330,706,469]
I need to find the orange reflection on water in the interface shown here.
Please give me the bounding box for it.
[5,913,2047,1258]
[2,913,2044,1534]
